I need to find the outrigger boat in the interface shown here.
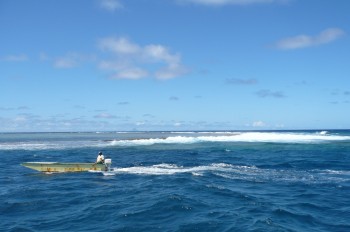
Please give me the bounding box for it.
[21,159,112,173]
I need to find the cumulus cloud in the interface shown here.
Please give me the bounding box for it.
[274,28,345,50]
[99,37,139,54]
[98,37,189,80]
[178,0,284,6]
[226,78,257,85]
[99,0,123,11]
[256,89,286,98]
[113,67,148,80]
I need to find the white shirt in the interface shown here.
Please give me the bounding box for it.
[96,154,105,163]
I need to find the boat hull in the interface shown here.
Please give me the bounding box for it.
[21,162,107,172]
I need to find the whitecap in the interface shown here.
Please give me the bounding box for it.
[106,132,350,147]
[102,163,350,185]
[318,131,328,135]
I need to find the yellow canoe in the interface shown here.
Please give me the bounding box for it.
[21,162,107,173]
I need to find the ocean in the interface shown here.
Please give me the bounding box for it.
[0,130,349,231]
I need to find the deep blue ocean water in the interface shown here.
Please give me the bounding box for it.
[1,130,349,232]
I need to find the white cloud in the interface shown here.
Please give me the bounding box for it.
[252,121,266,127]
[111,67,148,80]
[174,122,182,127]
[54,53,95,69]
[178,0,284,6]
[0,113,130,132]
[156,63,189,80]
[226,78,258,85]
[94,113,117,119]
[99,0,123,11]
[275,28,345,50]
[39,52,49,61]
[54,55,78,68]
[144,44,180,64]
[256,89,286,98]
[99,37,139,54]
[0,54,28,62]
[14,115,28,122]
[135,121,145,126]
[98,36,189,80]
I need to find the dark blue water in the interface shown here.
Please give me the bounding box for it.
[1,131,349,231]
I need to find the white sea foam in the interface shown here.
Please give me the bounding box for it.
[0,140,105,151]
[100,163,350,183]
[319,169,350,175]
[102,163,235,176]
[168,131,240,134]
[0,142,61,151]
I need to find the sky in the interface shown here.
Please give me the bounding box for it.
[1,0,350,132]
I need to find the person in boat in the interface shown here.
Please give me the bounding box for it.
[96,151,105,164]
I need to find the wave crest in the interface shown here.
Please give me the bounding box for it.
[108,132,350,147]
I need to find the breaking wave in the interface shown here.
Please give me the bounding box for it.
[1,131,349,150]
[109,132,350,147]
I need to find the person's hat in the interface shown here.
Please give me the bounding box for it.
[98,152,103,155]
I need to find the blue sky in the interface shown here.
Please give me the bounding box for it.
[1,0,349,132]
